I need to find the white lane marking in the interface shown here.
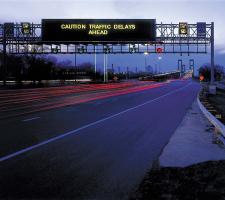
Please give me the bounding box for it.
[0,82,192,162]
[22,117,41,122]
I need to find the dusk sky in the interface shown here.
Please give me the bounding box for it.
[1,0,225,74]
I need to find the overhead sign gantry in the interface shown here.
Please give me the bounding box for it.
[0,19,215,83]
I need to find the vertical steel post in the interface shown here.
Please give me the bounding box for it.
[112,64,114,74]
[189,59,194,77]
[103,54,106,82]
[106,54,108,82]
[210,22,215,84]
[94,45,97,74]
[3,24,6,86]
[145,56,147,72]
[178,59,182,77]
[74,45,77,84]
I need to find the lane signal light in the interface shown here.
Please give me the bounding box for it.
[21,22,31,35]
[179,22,188,35]
[156,47,163,53]
[21,23,31,35]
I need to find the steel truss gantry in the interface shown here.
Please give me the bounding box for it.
[0,22,215,84]
[0,23,212,55]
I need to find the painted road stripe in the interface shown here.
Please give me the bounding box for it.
[22,117,41,122]
[0,82,192,162]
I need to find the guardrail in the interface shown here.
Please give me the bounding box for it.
[197,92,225,144]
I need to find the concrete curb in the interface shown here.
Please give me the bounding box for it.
[197,93,225,141]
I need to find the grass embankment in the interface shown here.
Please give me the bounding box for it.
[208,88,225,124]
[131,160,225,200]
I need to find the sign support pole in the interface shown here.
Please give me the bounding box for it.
[3,24,6,86]
[106,54,108,82]
[94,45,97,76]
[210,22,215,85]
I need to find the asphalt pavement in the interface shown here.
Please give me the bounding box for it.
[0,79,200,199]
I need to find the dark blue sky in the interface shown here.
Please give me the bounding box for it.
[1,0,225,74]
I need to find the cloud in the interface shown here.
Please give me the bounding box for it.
[0,0,224,68]
[216,47,225,55]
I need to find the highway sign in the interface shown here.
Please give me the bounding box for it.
[42,19,156,42]
[197,22,206,38]
[4,23,14,37]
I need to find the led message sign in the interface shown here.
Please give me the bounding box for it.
[42,19,156,42]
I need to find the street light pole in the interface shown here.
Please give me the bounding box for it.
[94,45,97,74]
[145,56,147,72]
[103,54,105,82]
[74,45,77,84]
[106,54,108,82]
[158,56,162,73]
[144,52,148,72]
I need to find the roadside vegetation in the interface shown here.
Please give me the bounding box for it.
[0,53,150,85]
[131,160,225,200]
[199,64,225,81]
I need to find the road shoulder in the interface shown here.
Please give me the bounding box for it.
[130,98,225,200]
[159,98,225,167]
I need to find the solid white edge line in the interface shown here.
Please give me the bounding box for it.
[0,82,192,162]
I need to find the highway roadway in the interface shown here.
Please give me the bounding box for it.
[0,79,200,199]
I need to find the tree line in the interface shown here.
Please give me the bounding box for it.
[199,64,225,81]
[0,54,101,84]
[0,54,152,84]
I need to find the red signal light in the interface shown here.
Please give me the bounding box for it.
[156,47,163,53]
